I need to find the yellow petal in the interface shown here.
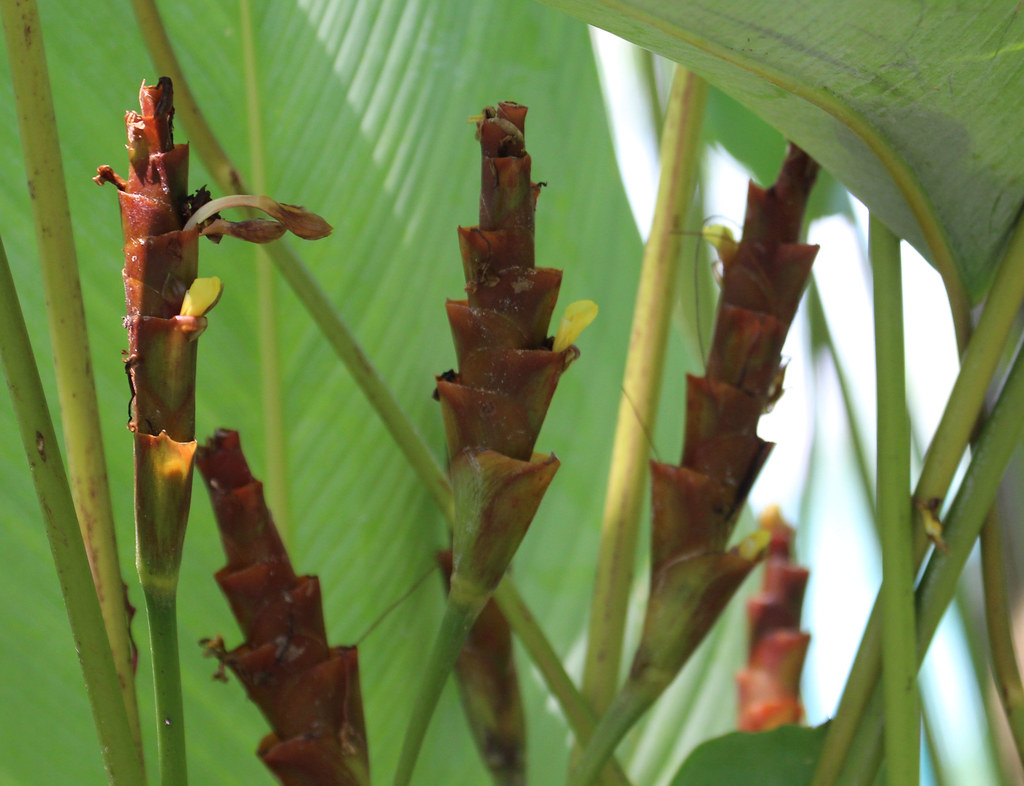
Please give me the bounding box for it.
[701,224,739,266]
[180,276,223,317]
[736,528,772,561]
[553,300,598,353]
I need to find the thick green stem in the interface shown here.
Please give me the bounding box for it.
[144,589,188,786]
[582,66,707,717]
[1,0,140,750]
[0,236,146,785]
[814,212,1024,785]
[870,217,918,786]
[392,597,486,786]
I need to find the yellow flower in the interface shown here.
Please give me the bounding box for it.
[180,276,223,317]
[737,528,772,561]
[553,300,598,353]
[701,224,739,267]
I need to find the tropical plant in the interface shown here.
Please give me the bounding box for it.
[1,1,1022,785]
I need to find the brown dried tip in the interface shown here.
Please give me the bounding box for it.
[266,201,333,240]
[200,218,288,244]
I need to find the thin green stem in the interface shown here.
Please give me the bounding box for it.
[568,678,661,786]
[922,711,950,786]
[870,216,918,786]
[144,589,188,786]
[581,66,707,717]
[813,266,1002,785]
[1,0,140,750]
[979,510,1024,771]
[0,236,146,785]
[807,276,875,512]
[813,211,1024,785]
[916,214,1024,504]
[392,597,485,786]
[239,0,292,544]
[837,332,1024,785]
[494,581,631,786]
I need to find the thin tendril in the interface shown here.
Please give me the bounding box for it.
[355,564,436,645]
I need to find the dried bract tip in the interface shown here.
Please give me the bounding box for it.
[265,200,333,240]
[915,497,947,551]
[183,194,332,241]
[200,218,288,244]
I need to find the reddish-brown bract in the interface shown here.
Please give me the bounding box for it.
[198,430,369,786]
[630,145,819,697]
[437,104,578,605]
[737,508,811,731]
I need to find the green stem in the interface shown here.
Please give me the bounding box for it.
[980,510,1024,768]
[581,66,707,717]
[1,0,140,751]
[837,331,1024,784]
[807,277,875,511]
[916,214,1024,504]
[144,588,188,786]
[0,236,146,785]
[870,217,918,786]
[812,268,1001,785]
[568,678,661,786]
[239,0,292,544]
[921,710,950,786]
[813,211,1024,786]
[392,597,485,786]
[494,581,631,786]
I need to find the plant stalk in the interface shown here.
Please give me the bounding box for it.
[495,580,631,786]
[870,216,919,786]
[239,0,292,544]
[979,509,1024,769]
[144,589,187,786]
[392,597,486,786]
[0,235,146,785]
[1,0,140,750]
[832,331,1024,785]
[813,208,1024,786]
[581,65,707,717]
[569,677,661,786]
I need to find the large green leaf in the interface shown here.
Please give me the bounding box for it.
[0,0,684,783]
[669,724,829,786]
[538,0,1024,304]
